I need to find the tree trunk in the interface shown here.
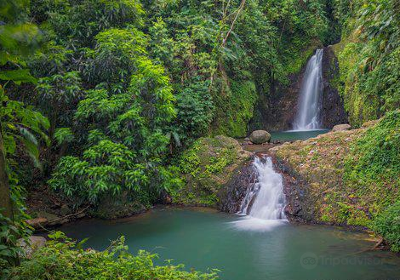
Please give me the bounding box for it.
[0,121,13,219]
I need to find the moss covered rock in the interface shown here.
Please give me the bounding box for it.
[272,112,400,243]
[271,123,370,226]
[173,135,252,207]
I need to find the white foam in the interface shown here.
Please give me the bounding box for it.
[235,157,287,232]
[230,217,287,232]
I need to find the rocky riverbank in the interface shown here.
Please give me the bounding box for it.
[269,112,400,252]
[270,125,369,226]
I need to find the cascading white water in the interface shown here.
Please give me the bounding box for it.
[233,156,286,231]
[293,49,324,130]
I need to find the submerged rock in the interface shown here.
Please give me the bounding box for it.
[332,124,351,132]
[249,130,271,144]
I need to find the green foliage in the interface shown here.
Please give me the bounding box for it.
[374,202,400,252]
[1,0,49,167]
[0,0,41,66]
[46,16,180,207]
[50,60,178,207]
[175,80,214,141]
[53,128,73,146]
[174,136,247,207]
[343,111,400,233]
[0,0,49,219]
[36,71,82,136]
[10,232,219,280]
[335,0,400,126]
[32,0,144,48]
[49,141,149,205]
[1,90,49,169]
[211,80,257,138]
[344,111,400,201]
[0,212,32,276]
[0,2,48,274]
[84,27,148,92]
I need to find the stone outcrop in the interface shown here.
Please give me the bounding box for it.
[248,68,305,132]
[26,210,86,229]
[218,159,256,213]
[174,135,253,207]
[270,123,373,226]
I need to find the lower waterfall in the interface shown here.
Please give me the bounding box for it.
[233,156,286,231]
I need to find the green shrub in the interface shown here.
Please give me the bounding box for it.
[0,212,32,278]
[10,232,219,280]
[175,80,215,142]
[336,0,400,126]
[374,202,400,252]
[343,111,400,240]
[344,111,400,199]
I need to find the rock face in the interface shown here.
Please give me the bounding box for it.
[26,217,48,229]
[270,124,371,225]
[248,43,324,132]
[320,46,348,128]
[249,130,271,144]
[332,123,351,132]
[248,68,305,132]
[273,157,316,223]
[218,159,257,213]
[249,45,348,132]
[174,135,252,207]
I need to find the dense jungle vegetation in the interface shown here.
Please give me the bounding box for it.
[1,0,400,278]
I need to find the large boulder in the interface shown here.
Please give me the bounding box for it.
[249,130,271,144]
[174,135,252,207]
[332,124,351,132]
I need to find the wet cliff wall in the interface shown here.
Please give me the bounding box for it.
[320,46,348,128]
[249,46,348,133]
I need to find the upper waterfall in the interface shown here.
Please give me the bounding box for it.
[293,49,324,130]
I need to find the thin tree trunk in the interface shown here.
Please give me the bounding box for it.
[0,120,13,219]
[222,0,246,47]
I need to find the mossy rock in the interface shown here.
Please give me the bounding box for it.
[174,135,252,207]
[272,112,400,237]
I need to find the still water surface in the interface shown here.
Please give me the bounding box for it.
[60,208,400,280]
[271,129,329,142]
